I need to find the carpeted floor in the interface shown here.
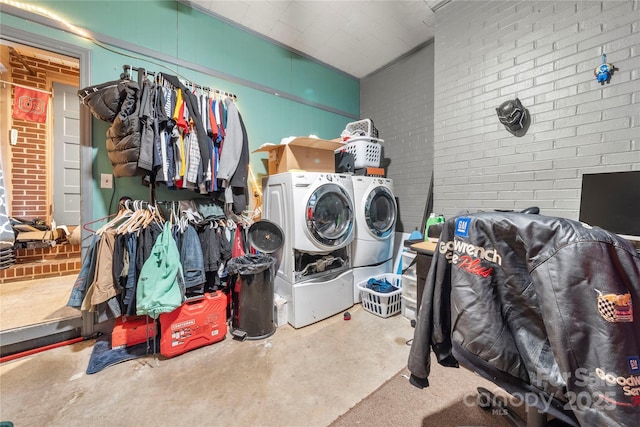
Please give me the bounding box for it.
[330,354,528,427]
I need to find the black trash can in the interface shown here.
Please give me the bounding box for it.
[228,253,277,340]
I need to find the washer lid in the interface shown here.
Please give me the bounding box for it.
[365,186,397,238]
[305,183,354,247]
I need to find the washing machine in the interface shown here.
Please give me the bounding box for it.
[262,171,355,328]
[350,176,397,302]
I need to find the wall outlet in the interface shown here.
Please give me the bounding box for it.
[100,173,113,189]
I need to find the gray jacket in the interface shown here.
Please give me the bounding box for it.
[217,98,249,214]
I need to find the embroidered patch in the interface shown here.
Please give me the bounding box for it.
[628,356,640,375]
[596,290,633,323]
[455,217,470,238]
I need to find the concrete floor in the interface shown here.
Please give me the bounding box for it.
[1,305,417,426]
[0,274,79,330]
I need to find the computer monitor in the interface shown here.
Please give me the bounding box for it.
[578,171,640,241]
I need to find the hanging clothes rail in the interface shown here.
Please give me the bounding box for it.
[119,64,239,205]
[122,65,237,100]
[93,65,248,215]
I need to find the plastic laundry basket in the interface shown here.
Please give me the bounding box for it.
[357,273,402,318]
[344,136,384,169]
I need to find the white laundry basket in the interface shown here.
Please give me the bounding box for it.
[344,119,379,139]
[343,136,384,169]
[357,273,402,318]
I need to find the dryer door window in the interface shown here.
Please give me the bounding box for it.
[365,187,396,238]
[306,184,354,247]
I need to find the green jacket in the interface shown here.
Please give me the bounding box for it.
[136,221,184,319]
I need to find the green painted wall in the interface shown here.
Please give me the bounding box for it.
[1,0,359,219]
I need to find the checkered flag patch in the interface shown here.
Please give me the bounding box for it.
[597,295,617,323]
[595,290,633,323]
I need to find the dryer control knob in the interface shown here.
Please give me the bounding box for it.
[326,174,333,181]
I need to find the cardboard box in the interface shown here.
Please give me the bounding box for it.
[15,228,66,243]
[253,137,344,175]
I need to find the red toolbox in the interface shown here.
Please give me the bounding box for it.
[159,291,227,358]
[111,315,157,349]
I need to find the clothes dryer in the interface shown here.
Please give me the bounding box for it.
[350,176,397,302]
[262,171,355,328]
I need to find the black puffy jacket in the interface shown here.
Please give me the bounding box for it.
[77,79,123,122]
[408,212,640,426]
[78,79,142,177]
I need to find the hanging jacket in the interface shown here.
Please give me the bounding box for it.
[90,229,120,306]
[136,221,184,319]
[180,224,206,289]
[408,212,640,427]
[77,79,126,123]
[67,234,100,308]
[137,70,155,172]
[105,81,143,177]
[228,112,249,214]
[154,85,170,183]
[78,79,143,177]
[217,98,249,214]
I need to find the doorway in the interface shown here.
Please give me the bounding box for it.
[52,81,81,227]
[0,29,94,357]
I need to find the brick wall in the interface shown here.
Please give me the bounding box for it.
[361,1,639,229]
[0,243,82,283]
[9,52,79,221]
[360,43,435,232]
[431,0,639,219]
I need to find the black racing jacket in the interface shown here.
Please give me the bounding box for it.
[408,212,640,427]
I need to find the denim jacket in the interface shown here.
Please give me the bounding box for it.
[180,224,206,289]
[67,234,100,308]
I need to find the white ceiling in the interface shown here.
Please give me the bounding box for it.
[185,1,446,79]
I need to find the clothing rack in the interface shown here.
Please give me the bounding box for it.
[121,65,237,100]
[83,197,231,233]
[120,64,238,205]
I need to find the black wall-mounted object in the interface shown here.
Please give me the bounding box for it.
[496,98,530,137]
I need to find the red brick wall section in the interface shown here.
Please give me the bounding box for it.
[9,52,79,222]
